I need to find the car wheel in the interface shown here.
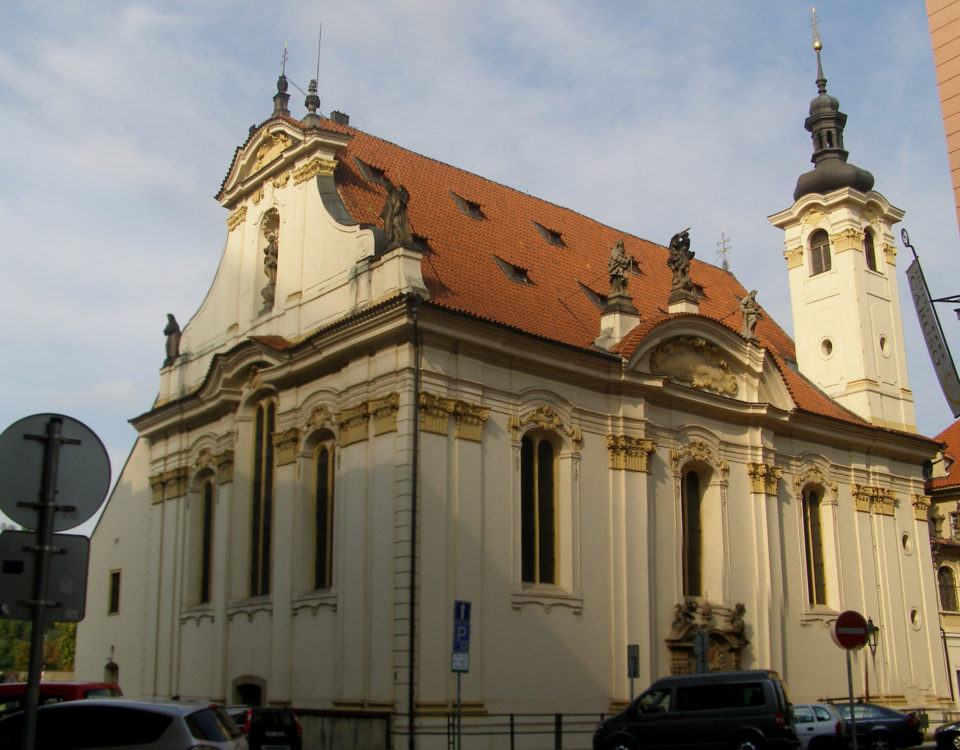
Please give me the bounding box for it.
[730,733,762,750]
[601,735,638,750]
[866,733,891,750]
[949,731,960,750]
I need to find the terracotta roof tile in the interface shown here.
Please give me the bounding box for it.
[298,117,880,428]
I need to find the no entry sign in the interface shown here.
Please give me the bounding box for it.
[832,610,869,650]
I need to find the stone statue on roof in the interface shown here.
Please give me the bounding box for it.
[608,239,630,296]
[382,184,412,250]
[739,290,762,341]
[667,228,695,294]
[261,208,280,312]
[163,314,180,367]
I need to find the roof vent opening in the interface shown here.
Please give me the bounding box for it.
[577,282,607,310]
[330,111,350,126]
[450,191,485,220]
[532,220,564,247]
[493,254,531,285]
[353,157,391,188]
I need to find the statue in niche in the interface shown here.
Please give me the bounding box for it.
[667,228,695,293]
[382,184,412,250]
[163,314,180,367]
[608,239,630,296]
[261,209,280,311]
[739,290,762,341]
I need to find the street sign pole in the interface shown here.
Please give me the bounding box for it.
[846,649,858,750]
[22,417,70,750]
[451,600,471,750]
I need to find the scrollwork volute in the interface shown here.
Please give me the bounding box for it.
[793,465,837,504]
[670,440,728,480]
[507,405,582,451]
[911,494,930,522]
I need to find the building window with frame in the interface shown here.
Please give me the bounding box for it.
[809,229,831,276]
[521,434,556,585]
[940,566,958,612]
[199,480,214,604]
[802,487,827,606]
[250,401,275,597]
[314,442,335,589]
[681,470,703,597]
[863,230,878,272]
[108,570,121,615]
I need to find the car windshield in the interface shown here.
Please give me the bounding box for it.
[188,705,243,740]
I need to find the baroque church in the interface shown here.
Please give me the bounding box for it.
[76,39,952,746]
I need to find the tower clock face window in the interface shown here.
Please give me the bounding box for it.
[809,230,831,276]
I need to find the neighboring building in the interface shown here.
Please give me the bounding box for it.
[76,42,952,746]
[928,0,960,237]
[927,420,960,703]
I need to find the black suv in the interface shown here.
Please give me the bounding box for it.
[593,669,799,750]
[226,706,302,750]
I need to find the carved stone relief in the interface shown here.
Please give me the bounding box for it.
[793,465,838,504]
[273,428,301,466]
[420,393,457,435]
[293,157,337,184]
[453,400,490,442]
[337,403,370,446]
[148,467,188,504]
[649,337,739,397]
[666,599,748,675]
[912,494,931,522]
[226,206,247,231]
[253,131,292,172]
[670,440,729,480]
[370,393,400,435]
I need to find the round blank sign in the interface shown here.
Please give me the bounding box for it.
[0,413,111,532]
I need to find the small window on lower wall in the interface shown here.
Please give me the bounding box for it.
[108,570,121,615]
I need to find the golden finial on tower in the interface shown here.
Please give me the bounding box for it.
[811,7,822,51]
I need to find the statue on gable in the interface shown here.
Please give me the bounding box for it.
[163,314,180,367]
[667,228,695,294]
[382,184,412,250]
[608,239,630,297]
[739,290,762,341]
[261,209,280,312]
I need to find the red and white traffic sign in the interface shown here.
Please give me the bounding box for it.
[832,610,869,650]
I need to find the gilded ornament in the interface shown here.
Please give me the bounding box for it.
[273,427,301,466]
[850,484,897,516]
[793,465,838,502]
[293,157,337,184]
[370,392,400,435]
[670,440,728,478]
[606,435,657,473]
[453,400,490,442]
[226,205,247,231]
[254,131,292,171]
[419,392,457,435]
[337,402,370,445]
[747,462,782,495]
[911,494,930,522]
[508,405,582,450]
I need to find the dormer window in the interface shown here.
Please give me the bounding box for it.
[493,254,531,285]
[577,282,607,310]
[451,191,485,220]
[809,229,831,276]
[353,157,391,188]
[531,220,564,247]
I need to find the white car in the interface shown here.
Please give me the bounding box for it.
[0,697,247,749]
[792,703,846,750]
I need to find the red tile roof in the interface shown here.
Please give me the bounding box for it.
[242,115,895,430]
[929,419,960,490]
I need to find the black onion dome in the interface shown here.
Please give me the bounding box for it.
[793,44,874,201]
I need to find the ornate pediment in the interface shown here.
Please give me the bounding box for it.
[649,337,738,397]
[508,405,582,450]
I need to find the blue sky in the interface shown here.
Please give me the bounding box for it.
[1,1,958,522]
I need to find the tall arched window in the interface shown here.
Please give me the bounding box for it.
[809,229,831,276]
[521,434,556,585]
[682,470,702,597]
[802,488,827,606]
[863,230,878,272]
[200,480,214,604]
[314,443,335,589]
[250,402,275,596]
[940,566,958,612]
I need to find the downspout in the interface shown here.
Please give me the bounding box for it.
[408,295,422,750]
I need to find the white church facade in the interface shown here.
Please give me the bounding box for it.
[76,44,952,746]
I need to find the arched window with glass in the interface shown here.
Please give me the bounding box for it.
[521,433,556,585]
[802,487,827,606]
[250,401,275,596]
[314,442,335,589]
[681,469,703,597]
[199,479,214,604]
[863,229,878,272]
[940,566,958,612]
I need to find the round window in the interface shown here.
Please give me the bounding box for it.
[821,338,834,358]
[901,532,913,554]
[910,608,921,630]
[879,335,890,357]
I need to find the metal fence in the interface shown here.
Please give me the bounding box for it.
[390,712,604,750]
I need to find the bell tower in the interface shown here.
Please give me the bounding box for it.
[768,32,915,432]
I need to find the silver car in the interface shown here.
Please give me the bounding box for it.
[793,703,846,750]
[0,697,247,749]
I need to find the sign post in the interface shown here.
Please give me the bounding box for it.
[627,644,639,701]
[451,600,471,750]
[833,610,869,750]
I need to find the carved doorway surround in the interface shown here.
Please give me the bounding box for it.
[665,598,748,674]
